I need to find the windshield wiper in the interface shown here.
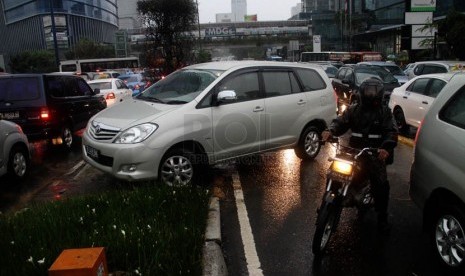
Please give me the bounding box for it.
[165,100,188,105]
[137,95,165,104]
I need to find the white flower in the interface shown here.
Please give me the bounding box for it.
[27,256,33,263]
[173,191,176,195]
[79,217,84,224]
[92,208,96,214]
[37,258,45,264]
[113,225,117,229]
[121,230,126,237]
[10,241,14,245]
[86,204,90,208]
[134,269,141,275]
[147,225,151,230]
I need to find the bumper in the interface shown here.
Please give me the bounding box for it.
[82,134,164,181]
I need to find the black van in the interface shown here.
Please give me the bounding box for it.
[0,74,106,148]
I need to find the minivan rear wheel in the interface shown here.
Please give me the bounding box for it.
[394,108,409,134]
[295,126,321,160]
[61,125,73,149]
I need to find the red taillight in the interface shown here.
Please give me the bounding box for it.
[40,108,50,120]
[414,119,424,144]
[106,92,116,100]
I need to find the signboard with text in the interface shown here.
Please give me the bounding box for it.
[411,0,436,12]
[205,27,236,37]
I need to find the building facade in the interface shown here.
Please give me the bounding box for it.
[117,0,141,30]
[0,0,119,71]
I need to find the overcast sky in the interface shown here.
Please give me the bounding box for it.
[197,0,301,23]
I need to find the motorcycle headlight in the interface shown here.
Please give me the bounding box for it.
[114,123,158,144]
[331,159,353,175]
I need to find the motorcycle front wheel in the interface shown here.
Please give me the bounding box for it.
[312,193,342,256]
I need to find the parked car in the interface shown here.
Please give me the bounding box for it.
[409,72,465,274]
[388,73,452,133]
[87,78,132,107]
[332,64,400,111]
[403,63,415,75]
[0,74,107,148]
[406,60,465,80]
[118,73,146,96]
[358,61,409,85]
[0,119,30,179]
[82,61,337,186]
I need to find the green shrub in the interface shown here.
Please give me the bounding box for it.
[0,184,210,275]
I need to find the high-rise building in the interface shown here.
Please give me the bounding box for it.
[291,3,303,17]
[232,0,247,22]
[0,0,118,71]
[117,0,142,30]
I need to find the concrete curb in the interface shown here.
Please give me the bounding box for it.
[398,135,414,147]
[203,197,228,276]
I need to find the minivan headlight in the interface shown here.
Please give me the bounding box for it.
[114,123,158,144]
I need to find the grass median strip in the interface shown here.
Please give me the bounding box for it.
[0,183,210,275]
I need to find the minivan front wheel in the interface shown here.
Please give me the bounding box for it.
[7,145,28,179]
[160,149,196,186]
[430,204,465,273]
[295,126,321,160]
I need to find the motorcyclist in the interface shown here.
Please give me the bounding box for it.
[322,77,398,232]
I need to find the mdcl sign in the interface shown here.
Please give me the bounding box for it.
[205,27,236,37]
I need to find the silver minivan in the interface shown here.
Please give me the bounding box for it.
[82,61,337,185]
[410,72,465,273]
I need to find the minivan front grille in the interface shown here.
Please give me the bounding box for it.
[89,121,121,141]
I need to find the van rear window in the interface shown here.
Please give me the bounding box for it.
[0,77,40,101]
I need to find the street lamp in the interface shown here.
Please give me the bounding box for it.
[195,0,202,51]
[49,0,60,68]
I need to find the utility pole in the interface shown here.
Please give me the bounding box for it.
[195,0,202,51]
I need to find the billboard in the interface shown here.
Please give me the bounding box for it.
[205,27,236,37]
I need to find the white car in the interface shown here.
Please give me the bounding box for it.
[82,61,337,186]
[388,73,453,133]
[87,78,132,107]
[0,119,30,179]
[406,60,465,80]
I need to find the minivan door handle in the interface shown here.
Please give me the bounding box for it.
[403,96,408,99]
[297,99,307,105]
[422,101,428,105]
[253,106,264,112]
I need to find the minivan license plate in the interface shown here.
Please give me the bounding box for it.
[85,145,99,160]
[0,112,19,119]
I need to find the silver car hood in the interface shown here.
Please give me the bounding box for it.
[91,99,181,129]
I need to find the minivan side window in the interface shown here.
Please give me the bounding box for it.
[262,71,298,97]
[439,86,465,129]
[46,77,65,98]
[295,68,326,91]
[77,78,93,96]
[423,65,447,74]
[218,72,260,102]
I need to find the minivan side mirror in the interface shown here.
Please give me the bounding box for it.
[217,90,237,103]
[93,88,100,94]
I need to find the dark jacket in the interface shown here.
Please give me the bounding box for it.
[329,103,398,153]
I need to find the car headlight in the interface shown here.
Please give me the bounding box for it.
[114,123,158,144]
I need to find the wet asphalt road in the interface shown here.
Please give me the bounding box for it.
[215,141,444,276]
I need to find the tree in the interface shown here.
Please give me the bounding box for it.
[137,0,197,74]
[438,10,465,60]
[9,50,57,73]
[64,38,115,60]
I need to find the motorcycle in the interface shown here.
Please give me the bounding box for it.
[312,137,380,256]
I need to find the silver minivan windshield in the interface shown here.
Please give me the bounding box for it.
[136,69,224,104]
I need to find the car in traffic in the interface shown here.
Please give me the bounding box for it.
[118,73,146,96]
[92,71,121,80]
[87,78,132,107]
[0,119,30,179]
[409,72,465,274]
[0,73,107,148]
[406,60,465,80]
[82,61,337,186]
[358,61,409,85]
[331,64,400,111]
[388,73,452,133]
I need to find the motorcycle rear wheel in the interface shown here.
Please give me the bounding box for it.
[312,193,342,256]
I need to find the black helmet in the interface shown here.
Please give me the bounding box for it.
[359,77,384,108]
